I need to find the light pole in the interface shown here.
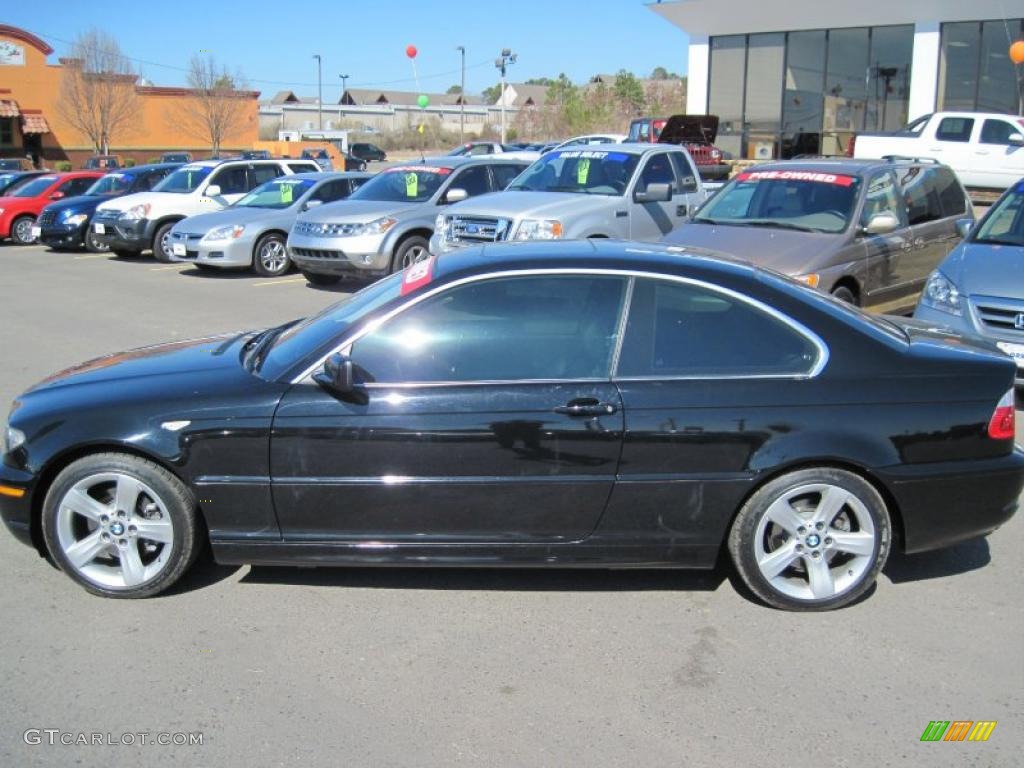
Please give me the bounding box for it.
[456,46,466,143]
[339,73,350,101]
[313,54,323,130]
[495,48,516,144]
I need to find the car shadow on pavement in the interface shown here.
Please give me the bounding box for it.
[164,549,244,596]
[240,565,727,593]
[178,267,258,279]
[883,536,990,584]
[303,277,374,293]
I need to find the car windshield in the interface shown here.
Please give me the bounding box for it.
[86,173,136,195]
[693,170,862,234]
[971,183,1024,246]
[153,165,213,193]
[12,175,57,197]
[234,178,315,209]
[508,150,639,196]
[257,271,405,380]
[350,166,451,203]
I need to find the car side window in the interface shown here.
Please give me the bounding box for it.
[210,166,248,194]
[249,165,283,188]
[668,152,698,193]
[933,167,967,217]
[637,153,676,193]
[616,278,819,378]
[311,180,350,203]
[859,171,902,227]
[287,163,311,175]
[350,275,628,384]
[897,167,944,225]
[468,144,492,156]
[59,178,95,196]
[935,117,974,143]
[138,171,167,191]
[449,165,491,197]
[979,120,1021,145]
[491,163,525,190]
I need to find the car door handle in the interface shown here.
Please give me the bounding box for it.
[554,399,618,417]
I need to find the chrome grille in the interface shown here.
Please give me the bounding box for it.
[294,221,362,237]
[972,296,1024,334]
[93,209,121,223]
[291,247,345,260]
[446,215,512,244]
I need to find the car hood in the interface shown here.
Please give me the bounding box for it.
[447,191,617,220]
[41,195,110,215]
[664,222,844,276]
[23,332,254,396]
[95,191,184,214]
[938,241,1024,300]
[658,114,720,144]
[172,206,288,234]
[298,199,421,223]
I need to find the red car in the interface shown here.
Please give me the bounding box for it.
[0,171,103,244]
[628,115,731,181]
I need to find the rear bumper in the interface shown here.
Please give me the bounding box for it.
[696,163,731,181]
[879,449,1024,553]
[0,461,38,549]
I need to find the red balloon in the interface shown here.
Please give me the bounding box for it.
[406,45,418,59]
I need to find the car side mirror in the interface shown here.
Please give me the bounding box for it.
[955,218,974,239]
[1007,132,1024,147]
[205,184,222,197]
[304,199,323,210]
[445,187,468,204]
[635,182,673,203]
[862,211,899,235]
[313,352,359,398]
[49,191,65,200]
[680,176,698,194]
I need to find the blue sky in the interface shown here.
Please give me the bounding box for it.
[5,1,689,99]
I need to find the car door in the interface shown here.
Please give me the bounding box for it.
[443,163,492,201]
[858,169,913,311]
[630,151,681,239]
[668,151,703,219]
[608,275,826,556]
[490,162,527,191]
[929,116,975,184]
[895,166,952,302]
[55,176,96,200]
[271,272,628,542]
[205,165,249,206]
[974,119,1024,189]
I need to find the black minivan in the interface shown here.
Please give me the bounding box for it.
[349,142,387,162]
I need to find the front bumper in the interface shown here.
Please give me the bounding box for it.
[287,231,390,276]
[168,231,255,268]
[39,222,88,249]
[0,460,37,549]
[915,301,1024,384]
[90,213,155,252]
[880,449,1024,553]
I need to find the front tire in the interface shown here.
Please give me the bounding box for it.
[252,233,291,277]
[152,222,176,263]
[42,453,200,598]
[830,285,858,305]
[390,235,429,274]
[85,230,110,253]
[10,215,36,244]
[728,468,890,611]
[302,270,341,286]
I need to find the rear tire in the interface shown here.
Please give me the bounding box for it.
[728,467,890,611]
[42,452,200,599]
[302,270,341,286]
[10,215,36,244]
[152,222,176,263]
[252,233,291,277]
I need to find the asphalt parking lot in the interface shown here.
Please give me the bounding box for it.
[0,244,1021,767]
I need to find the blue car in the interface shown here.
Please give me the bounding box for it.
[37,163,181,252]
[915,178,1024,386]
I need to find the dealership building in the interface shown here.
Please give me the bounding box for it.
[648,1,1024,160]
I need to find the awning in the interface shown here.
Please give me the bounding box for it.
[21,113,50,134]
[0,99,19,118]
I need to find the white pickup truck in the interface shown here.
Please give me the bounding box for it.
[852,112,1024,191]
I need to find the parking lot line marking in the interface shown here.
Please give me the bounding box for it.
[74,253,110,260]
[151,265,187,271]
[253,278,307,287]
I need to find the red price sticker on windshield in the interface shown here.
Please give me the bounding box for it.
[737,170,856,187]
[400,255,436,295]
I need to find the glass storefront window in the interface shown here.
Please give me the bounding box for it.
[823,28,869,156]
[709,35,746,161]
[782,30,826,157]
[866,26,913,131]
[979,20,1024,114]
[939,19,1024,115]
[744,33,785,159]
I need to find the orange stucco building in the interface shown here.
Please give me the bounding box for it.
[0,24,259,167]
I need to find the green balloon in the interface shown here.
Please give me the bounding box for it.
[417,94,429,108]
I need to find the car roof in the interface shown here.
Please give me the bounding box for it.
[397,156,528,169]
[433,239,756,286]
[549,142,679,156]
[288,171,374,181]
[746,158,946,176]
[107,162,183,174]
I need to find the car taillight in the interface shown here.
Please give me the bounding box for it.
[846,134,856,157]
[987,389,1016,440]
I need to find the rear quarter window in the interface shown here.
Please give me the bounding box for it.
[935,117,974,142]
[897,167,944,225]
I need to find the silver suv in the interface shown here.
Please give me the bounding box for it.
[288,156,528,285]
[431,144,708,253]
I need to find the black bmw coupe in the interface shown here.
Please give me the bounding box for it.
[1,240,1021,609]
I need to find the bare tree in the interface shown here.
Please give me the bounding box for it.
[182,56,251,155]
[56,30,139,154]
